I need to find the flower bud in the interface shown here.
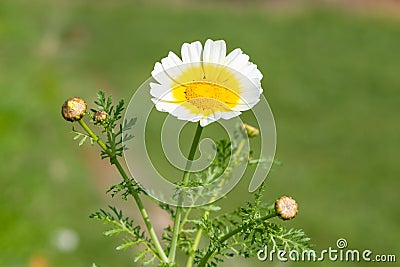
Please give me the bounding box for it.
[242,123,259,138]
[94,110,108,122]
[275,196,298,220]
[61,97,87,122]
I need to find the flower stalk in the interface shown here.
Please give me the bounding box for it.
[185,212,206,267]
[77,119,169,264]
[186,137,246,267]
[169,123,204,262]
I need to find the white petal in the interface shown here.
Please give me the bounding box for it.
[161,51,183,69]
[200,111,224,127]
[199,119,208,127]
[176,110,202,123]
[200,116,211,127]
[174,105,200,121]
[232,78,262,110]
[225,48,242,65]
[239,75,261,91]
[200,117,215,127]
[232,99,260,111]
[151,62,174,86]
[211,111,222,122]
[220,111,241,120]
[150,82,177,102]
[181,41,202,63]
[160,52,196,84]
[152,99,180,112]
[203,39,226,64]
[239,90,261,101]
[153,100,204,123]
[225,48,250,72]
[225,49,263,91]
[241,63,263,80]
[236,98,261,109]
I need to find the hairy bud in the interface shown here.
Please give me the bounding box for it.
[275,196,298,220]
[61,97,87,122]
[94,110,108,122]
[242,123,259,138]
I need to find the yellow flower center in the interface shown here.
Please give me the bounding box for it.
[185,82,238,105]
[170,64,242,116]
[173,82,239,114]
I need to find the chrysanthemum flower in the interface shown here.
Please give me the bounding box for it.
[150,39,263,127]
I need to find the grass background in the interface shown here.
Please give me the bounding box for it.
[0,0,399,266]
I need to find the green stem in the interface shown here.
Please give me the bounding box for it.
[179,207,193,233]
[186,138,246,267]
[169,123,204,263]
[197,211,277,267]
[185,211,208,267]
[78,119,169,264]
[183,123,204,184]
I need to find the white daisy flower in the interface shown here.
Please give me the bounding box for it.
[150,39,263,127]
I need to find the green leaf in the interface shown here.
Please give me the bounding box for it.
[142,256,156,265]
[200,205,221,212]
[104,228,123,236]
[116,241,135,251]
[134,250,147,262]
[79,135,87,146]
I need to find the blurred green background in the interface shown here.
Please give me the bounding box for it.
[1,0,399,266]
